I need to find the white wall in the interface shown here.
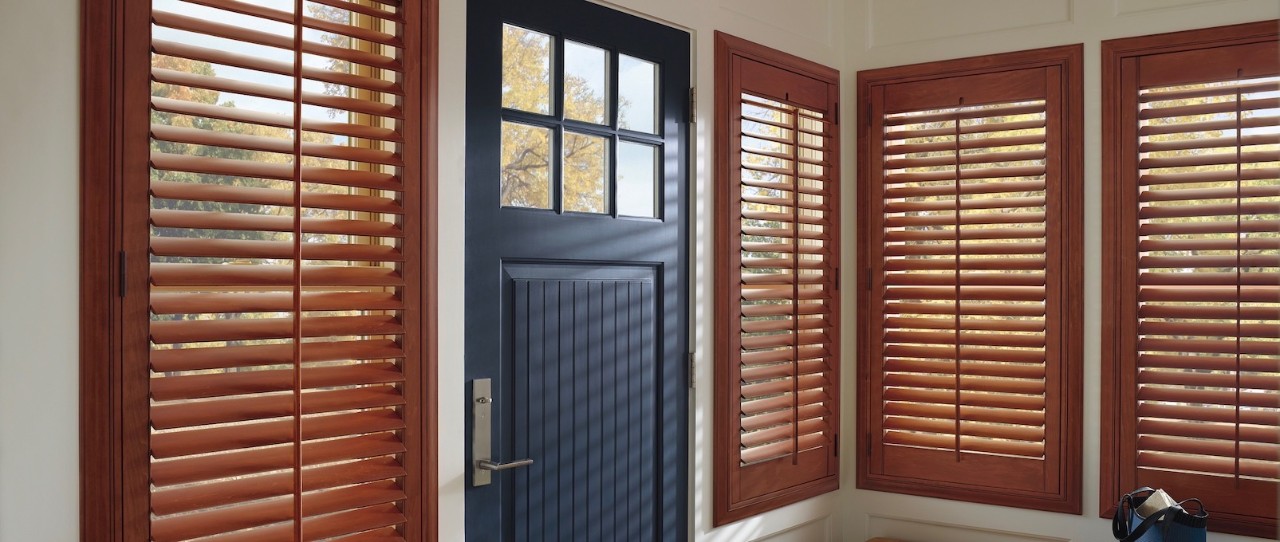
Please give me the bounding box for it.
[0,0,81,540]
[2,1,1276,541]
[837,1,1280,542]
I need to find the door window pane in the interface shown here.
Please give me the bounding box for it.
[563,131,609,213]
[563,40,609,125]
[617,141,658,217]
[618,55,659,133]
[501,121,553,209]
[503,24,553,115]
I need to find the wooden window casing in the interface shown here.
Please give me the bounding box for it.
[714,32,841,526]
[80,0,438,540]
[856,45,1083,514]
[1101,21,1280,538]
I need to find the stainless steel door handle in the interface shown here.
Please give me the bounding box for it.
[476,458,534,471]
[472,378,533,486]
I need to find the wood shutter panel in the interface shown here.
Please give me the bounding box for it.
[857,46,1082,513]
[120,0,431,539]
[1102,21,1279,538]
[714,32,840,526]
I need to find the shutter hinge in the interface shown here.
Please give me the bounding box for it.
[834,101,840,125]
[118,251,127,298]
[688,87,697,124]
[688,351,696,389]
[833,433,840,457]
[834,266,840,290]
[865,268,872,290]
[866,102,872,121]
[866,435,873,456]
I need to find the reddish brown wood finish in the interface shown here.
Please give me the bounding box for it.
[1100,20,1280,539]
[80,0,127,538]
[856,44,1083,515]
[79,1,439,540]
[714,31,841,526]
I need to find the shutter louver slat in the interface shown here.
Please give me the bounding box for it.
[1140,133,1280,153]
[151,40,404,96]
[151,386,405,430]
[150,410,406,459]
[144,0,420,538]
[150,96,402,141]
[150,209,404,238]
[151,180,404,212]
[150,152,400,190]
[1139,80,1280,102]
[150,361,404,401]
[883,416,1045,442]
[150,291,402,315]
[328,527,405,542]
[150,237,403,261]
[150,433,407,486]
[149,264,403,288]
[149,124,403,165]
[308,0,404,23]
[1138,416,1280,440]
[150,67,403,119]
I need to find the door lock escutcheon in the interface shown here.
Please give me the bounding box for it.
[472,378,533,486]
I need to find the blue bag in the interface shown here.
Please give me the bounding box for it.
[1112,487,1208,542]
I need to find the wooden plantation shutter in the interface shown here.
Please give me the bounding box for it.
[714,32,840,525]
[110,0,432,539]
[856,46,1082,513]
[1101,21,1280,538]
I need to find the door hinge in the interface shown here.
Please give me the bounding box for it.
[118,251,127,298]
[688,351,696,389]
[688,87,697,124]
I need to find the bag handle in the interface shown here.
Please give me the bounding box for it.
[1179,498,1207,519]
[1112,487,1156,540]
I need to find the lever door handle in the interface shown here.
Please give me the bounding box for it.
[473,378,534,486]
[476,458,534,471]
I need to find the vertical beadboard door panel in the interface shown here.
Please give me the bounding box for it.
[506,264,658,542]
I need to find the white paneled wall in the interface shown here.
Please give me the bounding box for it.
[1,0,1276,541]
[839,1,1280,542]
[0,0,80,541]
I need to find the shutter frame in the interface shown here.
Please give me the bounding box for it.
[1101,20,1280,539]
[714,31,841,526]
[79,0,439,539]
[856,44,1083,514]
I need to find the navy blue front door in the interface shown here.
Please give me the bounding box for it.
[464,1,690,540]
